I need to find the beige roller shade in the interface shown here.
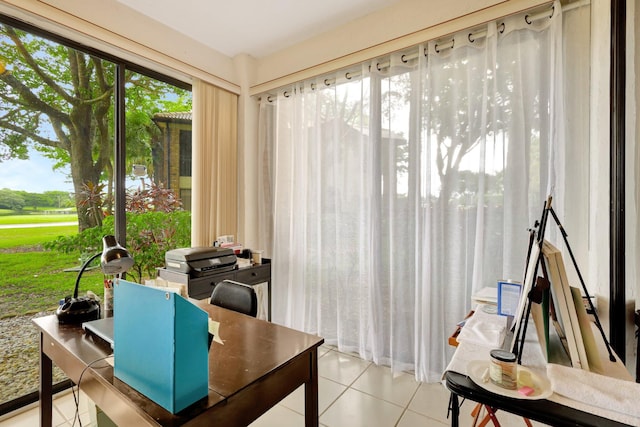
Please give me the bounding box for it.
[192,79,238,246]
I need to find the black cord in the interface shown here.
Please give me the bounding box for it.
[70,355,112,427]
[73,252,101,299]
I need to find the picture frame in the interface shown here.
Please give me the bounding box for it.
[497,280,522,317]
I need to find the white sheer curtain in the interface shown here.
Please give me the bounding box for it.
[259,1,576,382]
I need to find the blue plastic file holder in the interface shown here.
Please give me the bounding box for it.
[113,280,209,413]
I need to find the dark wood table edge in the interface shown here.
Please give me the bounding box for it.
[444,371,634,427]
[193,341,323,427]
[36,314,324,427]
[37,319,175,426]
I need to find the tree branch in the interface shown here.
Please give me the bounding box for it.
[0,72,71,128]
[0,119,60,148]
[4,27,76,105]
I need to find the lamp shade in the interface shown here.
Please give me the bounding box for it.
[101,235,134,275]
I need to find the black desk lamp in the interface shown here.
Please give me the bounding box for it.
[56,235,134,324]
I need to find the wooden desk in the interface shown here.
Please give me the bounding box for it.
[34,301,324,427]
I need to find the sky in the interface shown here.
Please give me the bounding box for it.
[0,148,73,193]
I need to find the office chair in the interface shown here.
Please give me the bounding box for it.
[209,280,258,317]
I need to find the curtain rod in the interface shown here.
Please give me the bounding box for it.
[263,2,556,101]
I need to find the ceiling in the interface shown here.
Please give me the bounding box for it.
[115,0,403,59]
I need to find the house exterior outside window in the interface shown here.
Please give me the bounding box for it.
[152,112,192,210]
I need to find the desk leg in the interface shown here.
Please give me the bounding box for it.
[304,348,319,427]
[39,332,53,427]
[267,279,272,322]
[448,393,459,427]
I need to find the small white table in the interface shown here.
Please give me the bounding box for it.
[444,305,637,427]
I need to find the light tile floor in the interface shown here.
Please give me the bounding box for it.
[0,345,549,427]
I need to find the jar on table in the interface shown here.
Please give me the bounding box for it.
[489,349,517,390]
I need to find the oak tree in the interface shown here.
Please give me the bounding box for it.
[0,23,189,231]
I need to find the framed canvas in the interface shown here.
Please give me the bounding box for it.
[541,240,589,370]
[509,242,540,353]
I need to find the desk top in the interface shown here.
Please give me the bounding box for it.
[34,302,324,426]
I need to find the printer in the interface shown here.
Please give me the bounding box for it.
[165,247,237,277]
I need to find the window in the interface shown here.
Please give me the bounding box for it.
[259,2,590,382]
[180,130,193,177]
[0,16,192,414]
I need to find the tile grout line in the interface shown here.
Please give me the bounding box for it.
[394,382,426,427]
[318,349,372,418]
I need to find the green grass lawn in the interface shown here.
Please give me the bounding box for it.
[0,213,77,225]
[0,211,93,317]
[0,251,105,318]
[0,225,78,249]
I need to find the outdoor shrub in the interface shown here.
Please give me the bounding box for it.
[44,210,191,282]
[43,218,108,258]
[127,181,183,213]
[44,182,191,282]
[124,210,191,281]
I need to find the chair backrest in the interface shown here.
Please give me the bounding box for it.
[209,280,258,317]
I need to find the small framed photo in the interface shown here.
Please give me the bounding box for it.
[497,280,522,317]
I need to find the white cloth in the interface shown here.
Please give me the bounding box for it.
[455,306,507,348]
[547,363,640,421]
[444,307,547,379]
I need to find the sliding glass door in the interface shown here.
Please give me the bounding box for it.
[0,16,192,414]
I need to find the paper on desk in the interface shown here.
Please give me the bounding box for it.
[208,318,224,345]
[143,279,188,298]
[236,257,251,268]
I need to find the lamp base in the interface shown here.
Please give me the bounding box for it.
[56,296,101,324]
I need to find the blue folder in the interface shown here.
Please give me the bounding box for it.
[113,280,209,413]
